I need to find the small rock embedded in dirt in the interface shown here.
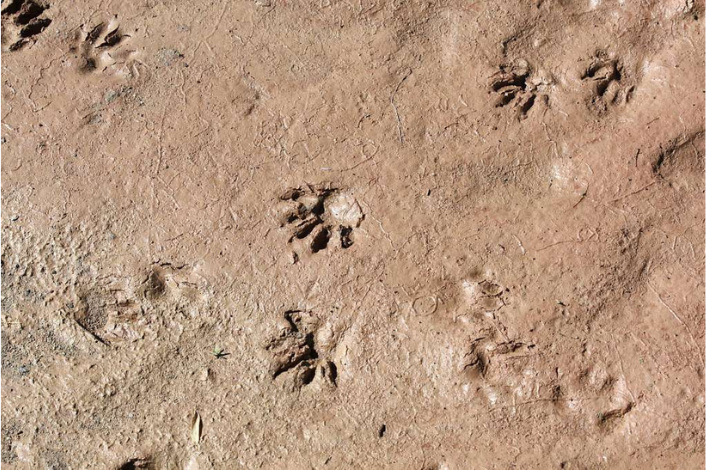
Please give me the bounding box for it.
[156,48,183,67]
[328,193,364,227]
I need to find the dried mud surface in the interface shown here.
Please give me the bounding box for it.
[1,0,705,468]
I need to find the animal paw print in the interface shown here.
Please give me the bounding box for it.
[275,184,364,259]
[489,59,548,120]
[72,264,200,346]
[581,52,634,114]
[459,277,511,323]
[461,332,533,381]
[1,0,51,51]
[70,18,137,77]
[576,363,635,431]
[264,310,338,391]
[73,288,143,345]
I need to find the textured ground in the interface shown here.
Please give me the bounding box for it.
[1,0,705,468]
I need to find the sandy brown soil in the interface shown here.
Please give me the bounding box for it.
[1,0,705,468]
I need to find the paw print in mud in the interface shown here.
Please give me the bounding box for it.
[1,0,51,51]
[274,184,364,260]
[263,309,338,391]
[69,18,139,78]
[489,59,550,120]
[581,52,634,115]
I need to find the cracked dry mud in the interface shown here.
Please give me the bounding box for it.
[1,0,705,469]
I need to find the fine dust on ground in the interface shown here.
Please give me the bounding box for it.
[1,0,705,469]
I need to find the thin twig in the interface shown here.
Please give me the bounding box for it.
[648,283,704,368]
[391,70,411,144]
